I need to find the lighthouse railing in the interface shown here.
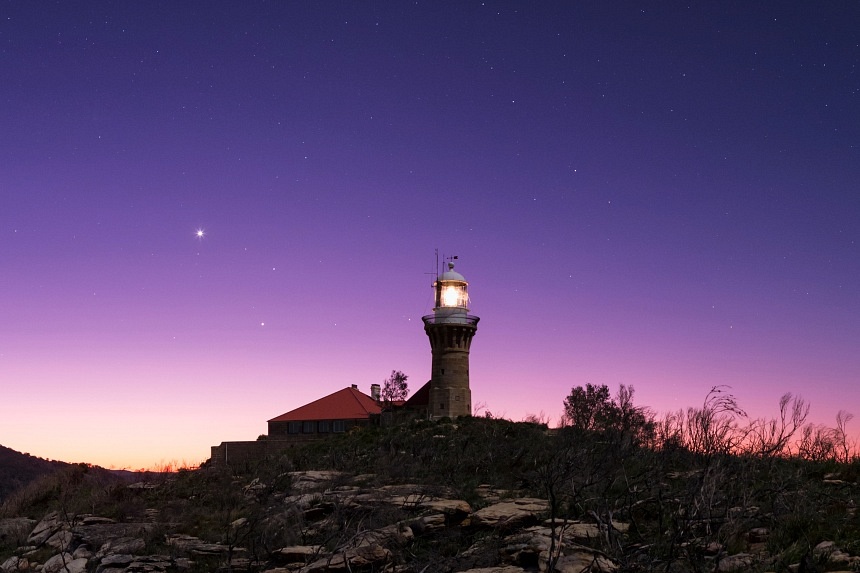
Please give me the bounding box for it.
[421,314,480,326]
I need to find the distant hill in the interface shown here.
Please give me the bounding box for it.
[0,444,68,503]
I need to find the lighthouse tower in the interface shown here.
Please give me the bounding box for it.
[422,261,480,419]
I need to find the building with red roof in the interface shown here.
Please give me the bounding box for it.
[268,385,382,438]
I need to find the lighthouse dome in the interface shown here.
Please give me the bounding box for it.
[439,262,466,282]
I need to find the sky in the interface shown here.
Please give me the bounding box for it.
[1,1,858,469]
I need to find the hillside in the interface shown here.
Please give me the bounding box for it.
[0,445,68,503]
[1,416,859,573]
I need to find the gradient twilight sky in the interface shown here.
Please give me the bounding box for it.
[2,2,859,469]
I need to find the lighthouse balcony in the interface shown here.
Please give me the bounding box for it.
[422,314,480,326]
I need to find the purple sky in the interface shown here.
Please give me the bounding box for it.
[2,2,858,469]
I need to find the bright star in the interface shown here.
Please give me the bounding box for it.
[195,228,205,239]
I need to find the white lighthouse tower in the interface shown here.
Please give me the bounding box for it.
[422,261,480,419]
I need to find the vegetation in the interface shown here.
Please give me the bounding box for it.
[0,445,68,503]
[381,369,409,404]
[1,387,858,572]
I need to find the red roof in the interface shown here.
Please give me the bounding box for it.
[268,387,382,423]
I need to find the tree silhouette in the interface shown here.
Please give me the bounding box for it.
[381,370,408,404]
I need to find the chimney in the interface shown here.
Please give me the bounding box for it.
[370,384,381,401]
[351,384,358,390]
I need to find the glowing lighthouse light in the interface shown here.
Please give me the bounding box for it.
[441,284,467,308]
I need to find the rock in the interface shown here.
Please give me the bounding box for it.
[475,485,509,503]
[71,545,91,560]
[126,482,156,490]
[471,498,549,528]
[549,551,618,572]
[166,534,240,556]
[812,541,859,567]
[274,545,325,562]
[501,526,618,572]
[75,523,153,547]
[417,514,447,531]
[302,544,391,572]
[27,512,63,547]
[0,557,20,573]
[354,523,413,547]
[747,527,769,543]
[463,565,525,573]
[813,541,836,557]
[94,537,145,558]
[548,522,600,541]
[79,517,116,526]
[42,554,87,573]
[423,498,472,514]
[704,542,724,556]
[717,553,754,572]
[45,530,74,551]
[288,471,346,492]
[98,554,136,567]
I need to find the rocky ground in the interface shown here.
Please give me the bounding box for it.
[0,470,622,573]
[1,469,858,573]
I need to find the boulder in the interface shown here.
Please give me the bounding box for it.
[746,527,769,543]
[166,534,241,556]
[27,512,63,546]
[301,544,391,572]
[98,554,136,567]
[0,556,21,573]
[75,522,153,547]
[45,530,74,551]
[354,522,413,547]
[274,545,325,563]
[94,536,145,558]
[42,553,87,573]
[813,541,859,567]
[416,513,447,532]
[288,471,346,492]
[71,545,92,560]
[471,498,549,528]
[462,565,525,573]
[717,553,754,572]
[80,517,116,526]
[548,551,617,573]
[501,526,618,572]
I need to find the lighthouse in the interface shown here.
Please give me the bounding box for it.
[422,261,480,419]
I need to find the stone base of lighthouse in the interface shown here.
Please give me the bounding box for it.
[429,383,472,419]
[424,320,478,419]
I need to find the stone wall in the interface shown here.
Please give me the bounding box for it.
[209,439,303,466]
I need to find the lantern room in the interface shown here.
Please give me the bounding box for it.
[433,262,470,313]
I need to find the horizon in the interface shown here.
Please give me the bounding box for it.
[2,2,858,470]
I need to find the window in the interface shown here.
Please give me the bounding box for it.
[332,420,346,433]
[288,421,302,434]
[303,421,316,433]
[439,403,444,410]
[318,421,330,433]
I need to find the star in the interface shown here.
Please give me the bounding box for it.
[195,228,205,239]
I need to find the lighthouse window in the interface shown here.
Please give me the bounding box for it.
[439,403,444,410]
[441,369,445,375]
